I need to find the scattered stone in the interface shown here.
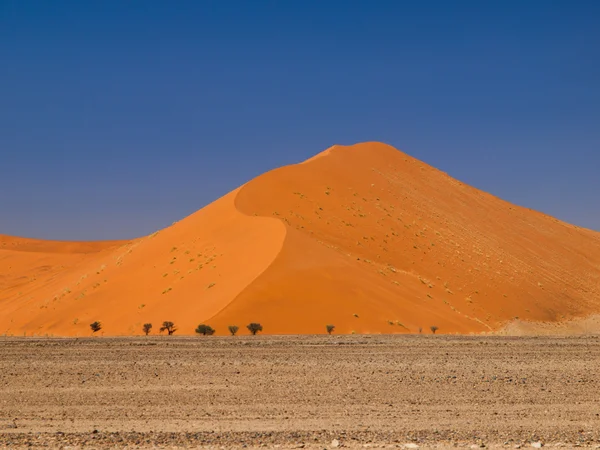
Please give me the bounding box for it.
[403,444,419,449]
[531,443,543,448]
[331,439,340,448]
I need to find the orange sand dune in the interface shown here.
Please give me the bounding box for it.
[1,142,599,336]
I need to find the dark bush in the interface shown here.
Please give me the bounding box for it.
[326,324,335,335]
[228,325,239,336]
[430,325,439,334]
[160,321,177,335]
[142,323,152,335]
[195,324,215,336]
[247,322,263,335]
[90,321,102,333]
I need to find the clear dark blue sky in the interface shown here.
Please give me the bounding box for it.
[1,1,599,240]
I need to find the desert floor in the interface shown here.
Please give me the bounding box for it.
[1,335,600,449]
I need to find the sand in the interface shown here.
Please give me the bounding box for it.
[1,335,600,448]
[1,142,599,336]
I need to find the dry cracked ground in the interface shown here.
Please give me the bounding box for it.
[1,335,600,449]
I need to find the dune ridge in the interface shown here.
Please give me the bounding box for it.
[1,142,599,336]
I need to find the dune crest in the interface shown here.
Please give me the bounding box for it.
[1,142,599,336]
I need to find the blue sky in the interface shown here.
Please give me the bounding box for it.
[1,1,599,240]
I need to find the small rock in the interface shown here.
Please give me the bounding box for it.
[531,443,543,449]
[331,439,340,448]
[403,445,419,449]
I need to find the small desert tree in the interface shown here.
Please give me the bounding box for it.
[160,321,177,335]
[228,325,239,336]
[326,324,335,335]
[195,324,215,336]
[142,323,152,335]
[247,322,263,335]
[430,325,438,334]
[90,321,102,334]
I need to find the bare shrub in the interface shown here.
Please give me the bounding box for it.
[247,323,263,335]
[143,323,152,335]
[195,324,215,336]
[160,321,177,335]
[90,321,102,334]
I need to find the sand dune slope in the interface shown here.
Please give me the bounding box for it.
[1,142,599,335]
[0,190,285,336]
[210,142,600,334]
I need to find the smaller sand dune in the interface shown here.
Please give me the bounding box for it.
[0,190,285,336]
[0,234,127,253]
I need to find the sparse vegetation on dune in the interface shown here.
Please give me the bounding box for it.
[326,324,335,335]
[142,323,152,335]
[228,325,239,336]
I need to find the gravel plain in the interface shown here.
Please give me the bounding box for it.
[1,335,600,449]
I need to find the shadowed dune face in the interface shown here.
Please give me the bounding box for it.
[1,142,599,336]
